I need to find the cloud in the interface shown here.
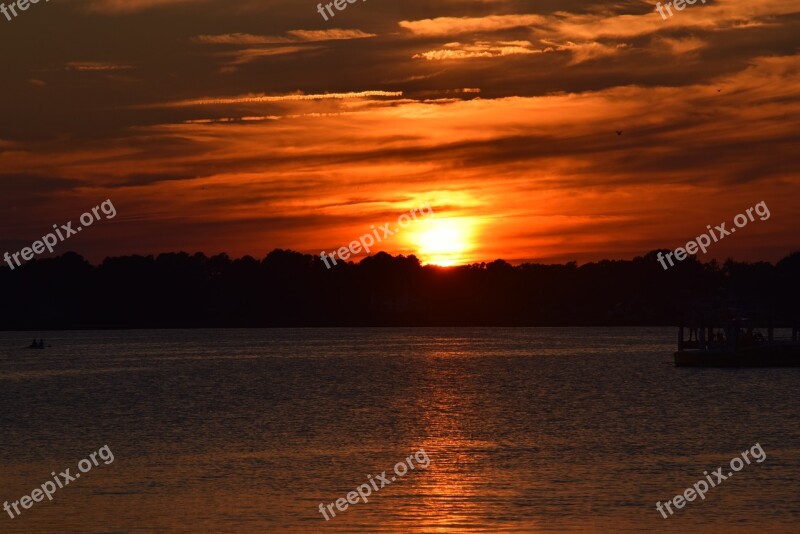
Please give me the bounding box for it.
[220,46,317,67]
[413,41,543,61]
[412,38,627,65]
[193,33,293,45]
[546,0,800,40]
[399,2,800,45]
[652,36,707,57]
[194,28,377,69]
[140,90,404,109]
[286,29,377,42]
[399,14,546,36]
[542,40,630,65]
[194,29,376,45]
[65,61,135,72]
[0,174,83,195]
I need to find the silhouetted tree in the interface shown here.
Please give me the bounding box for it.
[0,249,796,329]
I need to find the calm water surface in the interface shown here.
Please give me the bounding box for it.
[1,328,798,533]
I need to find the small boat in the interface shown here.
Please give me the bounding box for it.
[27,340,45,349]
[675,319,800,367]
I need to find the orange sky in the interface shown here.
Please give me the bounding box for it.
[0,0,798,265]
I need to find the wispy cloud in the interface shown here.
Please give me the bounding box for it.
[194,28,378,69]
[65,61,135,71]
[194,28,376,45]
[399,14,546,36]
[219,46,316,67]
[652,36,707,57]
[414,41,543,61]
[140,90,404,108]
[193,33,293,45]
[541,40,630,65]
[286,29,377,41]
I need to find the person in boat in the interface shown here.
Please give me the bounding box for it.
[38,339,44,348]
[29,339,38,348]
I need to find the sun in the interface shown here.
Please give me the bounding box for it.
[410,218,473,266]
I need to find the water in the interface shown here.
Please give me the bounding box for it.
[1,328,798,532]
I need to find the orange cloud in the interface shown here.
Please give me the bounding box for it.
[194,29,376,45]
[140,90,405,109]
[413,41,543,61]
[399,14,547,36]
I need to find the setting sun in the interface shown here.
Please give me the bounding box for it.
[410,218,475,266]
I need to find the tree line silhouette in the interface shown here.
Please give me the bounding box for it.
[1,249,798,329]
